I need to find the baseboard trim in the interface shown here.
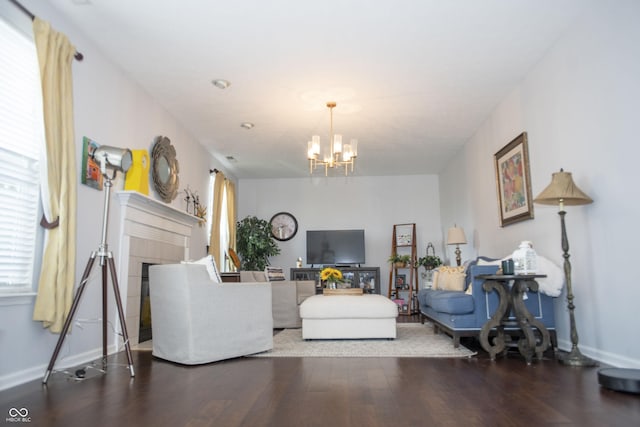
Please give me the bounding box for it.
[0,344,119,391]
[556,338,640,368]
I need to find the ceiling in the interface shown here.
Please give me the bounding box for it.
[48,0,586,179]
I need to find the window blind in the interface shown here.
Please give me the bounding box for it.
[0,17,43,292]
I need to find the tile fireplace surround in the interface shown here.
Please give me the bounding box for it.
[115,191,200,347]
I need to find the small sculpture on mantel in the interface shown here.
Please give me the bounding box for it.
[183,186,207,226]
[183,187,192,213]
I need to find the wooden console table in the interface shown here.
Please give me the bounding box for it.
[477,274,550,364]
[220,272,240,283]
[323,288,363,296]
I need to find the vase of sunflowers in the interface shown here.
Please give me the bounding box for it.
[320,267,344,289]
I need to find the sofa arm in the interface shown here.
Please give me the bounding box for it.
[271,281,302,328]
[296,280,316,304]
[240,270,267,282]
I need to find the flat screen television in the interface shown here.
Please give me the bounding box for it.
[306,229,365,266]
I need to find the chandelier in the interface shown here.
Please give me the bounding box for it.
[307,102,358,176]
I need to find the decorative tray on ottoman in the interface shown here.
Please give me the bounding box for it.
[323,288,363,296]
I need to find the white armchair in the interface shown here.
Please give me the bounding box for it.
[149,264,273,364]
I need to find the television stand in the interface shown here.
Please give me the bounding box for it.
[291,266,380,295]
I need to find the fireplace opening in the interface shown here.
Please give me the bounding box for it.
[139,263,155,342]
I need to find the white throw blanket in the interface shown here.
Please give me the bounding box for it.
[477,255,564,297]
[534,255,565,297]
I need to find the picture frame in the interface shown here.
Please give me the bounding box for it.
[395,274,406,288]
[81,136,103,190]
[395,224,413,245]
[494,132,534,227]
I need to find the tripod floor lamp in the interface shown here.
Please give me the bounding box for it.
[43,146,136,384]
[534,168,597,367]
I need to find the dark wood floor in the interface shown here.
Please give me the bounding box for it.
[2,317,638,427]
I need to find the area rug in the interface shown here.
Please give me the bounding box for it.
[250,323,476,358]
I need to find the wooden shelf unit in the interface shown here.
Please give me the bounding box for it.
[387,223,419,315]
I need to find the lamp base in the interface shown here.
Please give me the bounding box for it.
[558,347,599,367]
[454,246,462,266]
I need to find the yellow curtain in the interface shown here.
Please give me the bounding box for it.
[31,18,78,333]
[208,172,226,267]
[225,179,236,251]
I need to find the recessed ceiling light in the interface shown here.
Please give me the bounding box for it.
[212,79,230,89]
[240,122,254,130]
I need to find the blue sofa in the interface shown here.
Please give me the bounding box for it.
[417,261,557,350]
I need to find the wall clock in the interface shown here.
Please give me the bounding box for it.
[269,212,298,241]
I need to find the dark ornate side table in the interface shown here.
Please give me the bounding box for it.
[477,274,551,364]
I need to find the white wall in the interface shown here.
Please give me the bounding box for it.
[238,175,442,290]
[439,2,640,367]
[0,1,229,390]
[5,0,638,391]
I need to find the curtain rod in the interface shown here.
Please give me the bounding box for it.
[8,0,84,61]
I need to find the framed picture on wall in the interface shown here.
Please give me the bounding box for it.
[494,132,534,227]
[395,224,413,245]
[81,136,103,190]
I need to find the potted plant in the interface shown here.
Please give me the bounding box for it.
[236,215,281,271]
[417,255,443,270]
[388,254,412,268]
[320,267,345,289]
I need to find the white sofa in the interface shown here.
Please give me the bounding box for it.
[240,271,316,328]
[149,264,273,364]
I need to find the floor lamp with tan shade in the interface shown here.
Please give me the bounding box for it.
[534,168,597,367]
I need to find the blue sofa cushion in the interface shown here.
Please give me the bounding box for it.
[424,290,474,315]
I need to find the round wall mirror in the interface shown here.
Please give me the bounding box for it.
[151,135,179,202]
[157,156,170,183]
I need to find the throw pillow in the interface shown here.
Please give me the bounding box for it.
[181,255,221,283]
[431,269,440,289]
[434,266,466,291]
[264,266,286,281]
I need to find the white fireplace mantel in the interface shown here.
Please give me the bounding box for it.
[115,190,200,346]
[116,190,200,231]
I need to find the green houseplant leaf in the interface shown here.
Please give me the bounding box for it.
[418,255,443,270]
[236,216,281,271]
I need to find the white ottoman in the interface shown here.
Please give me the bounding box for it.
[299,294,398,339]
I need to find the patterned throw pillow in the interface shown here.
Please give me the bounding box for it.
[433,266,466,291]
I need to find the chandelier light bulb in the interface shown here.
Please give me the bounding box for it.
[333,134,342,153]
[350,139,358,157]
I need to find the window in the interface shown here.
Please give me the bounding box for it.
[0,16,45,295]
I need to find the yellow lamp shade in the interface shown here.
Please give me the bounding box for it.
[124,149,150,195]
